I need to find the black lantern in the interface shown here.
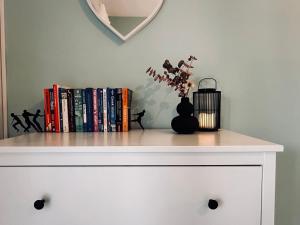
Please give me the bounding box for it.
[193,78,221,131]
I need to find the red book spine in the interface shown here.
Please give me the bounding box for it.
[93,89,98,132]
[43,88,51,132]
[122,88,128,132]
[53,84,60,133]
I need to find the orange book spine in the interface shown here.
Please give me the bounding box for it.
[122,88,128,132]
[53,84,60,132]
[43,88,51,132]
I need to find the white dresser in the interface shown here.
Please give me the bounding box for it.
[0,129,283,225]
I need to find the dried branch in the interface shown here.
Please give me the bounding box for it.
[146,56,198,97]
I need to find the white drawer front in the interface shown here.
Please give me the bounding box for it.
[0,166,261,225]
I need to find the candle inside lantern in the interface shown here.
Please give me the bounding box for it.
[199,113,216,129]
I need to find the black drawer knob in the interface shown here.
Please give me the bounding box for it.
[34,199,45,210]
[208,199,219,210]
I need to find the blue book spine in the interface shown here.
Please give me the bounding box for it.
[97,88,103,132]
[110,88,117,132]
[106,88,111,132]
[116,88,122,132]
[58,88,64,132]
[103,89,108,132]
[85,88,94,132]
[82,90,87,132]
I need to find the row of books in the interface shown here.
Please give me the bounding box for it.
[43,84,133,132]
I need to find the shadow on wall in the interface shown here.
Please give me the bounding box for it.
[221,95,231,129]
[78,0,123,45]
[132,78,174,128]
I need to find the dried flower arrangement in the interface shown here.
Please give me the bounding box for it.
[146,56,197,97]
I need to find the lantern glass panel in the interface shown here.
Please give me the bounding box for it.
[193,79,221,131]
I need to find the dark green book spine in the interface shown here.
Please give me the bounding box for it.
[67,89,75,132]
[85,88,94,132]
[74,89,83,132]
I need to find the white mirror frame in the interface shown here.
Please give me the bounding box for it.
[86,0,164,41]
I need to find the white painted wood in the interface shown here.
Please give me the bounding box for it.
[261,152,277,225]
[0,152,266,166]
[0,129,284,153]
[86,0,164,41]
[0,166,262,225]
[0,129,283,225]
[0,0,7,139]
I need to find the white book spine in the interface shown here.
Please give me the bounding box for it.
[61,92,69,132]
[83,104,87,125]
[103,89,107,132]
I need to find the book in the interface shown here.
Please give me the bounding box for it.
[122,88,129,132]
[103,89,108,132]
[61,89,69,132]
[44,84,132,133]
[116,88,122,132]
[43,88,51,132]
[128,89,133,130]
[58,88,65,132]
[92,89,98,132]
[122,88,133,132]
[74,89,83,132]
[82,90,87,132]
[107,88,111,132]
[67,89,76,132]
[49,89,55,132]
[53,84,61,132]
[109,88,117,132]
[85,88,94,132]
[97,88,104,132]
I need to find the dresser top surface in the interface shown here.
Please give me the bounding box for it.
[0,129,283,153]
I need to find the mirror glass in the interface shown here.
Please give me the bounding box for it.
[87,0,163,41]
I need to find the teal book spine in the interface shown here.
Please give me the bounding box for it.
[74,89,83,132]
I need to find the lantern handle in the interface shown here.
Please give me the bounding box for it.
[198,78,217,90]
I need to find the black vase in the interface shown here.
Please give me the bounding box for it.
[171,97,199,134]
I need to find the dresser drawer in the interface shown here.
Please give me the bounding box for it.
[0,166,262,225]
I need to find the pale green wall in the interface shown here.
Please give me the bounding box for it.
[5,0,300,224]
